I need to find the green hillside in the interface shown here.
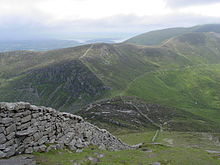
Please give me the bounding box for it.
[0,45,108,111]
[125,24,220,46]
[1,25,220,132]
[0,42,193,111]
[79,31,220,132]
[123,64,220,125]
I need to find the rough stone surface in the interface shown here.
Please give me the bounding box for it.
[0,155,36,165]
[0,133,7,144]
[0,102,135,158]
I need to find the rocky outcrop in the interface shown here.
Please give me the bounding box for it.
[0,102,135,158]
[79,96,220,132]
[1,59,109,112]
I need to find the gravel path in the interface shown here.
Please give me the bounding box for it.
[0,155,36,165]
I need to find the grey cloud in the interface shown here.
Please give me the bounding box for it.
[0,13,220,40]
[165,0,220,8]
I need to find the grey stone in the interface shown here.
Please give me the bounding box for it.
[31,118,37,123]
[30,105,40,111]
[43,127,53,135]
[98,144,106,150]
[0,102,134,158]
[0,118,13,124]
[48,131,56,138]
[76,149,83,153]
[0,127,4,133]
[0,144,6,150]
[206,150,220,154]
[151,162,161,165]
[0,102,30,111]
[49,139,55,144]
[87,156,100,163]
[15,117,21,123]
[0,133,6,144]
[69,145,77,150]
[14,112,24,118]
[32,113,39,118]
[0,151,6,158]
[4,146,16,157]
[15,136,25,145]
[33,132,43,141]
[5,139,14,147]
[55,143,65,150]
[16,127,36,136]
[38,125,45,132]
[21,115,31,123]
[33,145,46,152]
[17,122,31,130]
[0,155,36,165]
[58,132,75,144]
[23,136,34,145]
[22,110,31,116]
[37,136,48,145]
[15,145,25,154]
[25,147,33,154]
[75,142,85,148]
[6,124,16,135]
[96,153,105,158]
[68,138,77,150]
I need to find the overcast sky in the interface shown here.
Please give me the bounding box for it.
[1,0,220,40]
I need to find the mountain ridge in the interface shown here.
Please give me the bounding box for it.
[125,24,220,46]
[1,24,220,132]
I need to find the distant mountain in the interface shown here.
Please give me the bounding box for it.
[1,24,220,132]
[0,38,124,52]
[0,40,82,52]
[84,38,117,44]
[125,24,220,46]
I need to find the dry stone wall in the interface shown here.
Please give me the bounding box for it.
[0,102,134,158]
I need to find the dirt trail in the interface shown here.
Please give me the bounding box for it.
[79,44,94,59]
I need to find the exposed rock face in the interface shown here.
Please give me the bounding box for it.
[0,102,134,158]
[1,59,109,112]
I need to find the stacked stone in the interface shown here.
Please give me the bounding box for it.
[0,102,134,158]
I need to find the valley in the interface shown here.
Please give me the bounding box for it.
[1,24,220,164]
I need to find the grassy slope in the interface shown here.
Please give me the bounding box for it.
[125,24,220,46]
[123,64,220,125]
[79,96,220,133]
[125,27,191,46]
[1,30,220,117]
[0,45,108,111]
[82,32,220,93]
[80,43,192,91]
[34,131,220,165]
[107,32,220,130]
[0,45,89,77]
[76,32,220,132]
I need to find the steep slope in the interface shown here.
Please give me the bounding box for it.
[83,32,220,93]
[163,32,220,64]
[1,28,220,120]
[79,32,220,132]
[0,45,110,111]
[0,45,90,77]
[125,24,220,46]
[78,96,220,132]
[123,64,220,127]
[0,41,193,112]
[0,60,107,111]
[79,43,190,90]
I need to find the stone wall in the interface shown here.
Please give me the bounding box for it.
[0,102,134,158]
